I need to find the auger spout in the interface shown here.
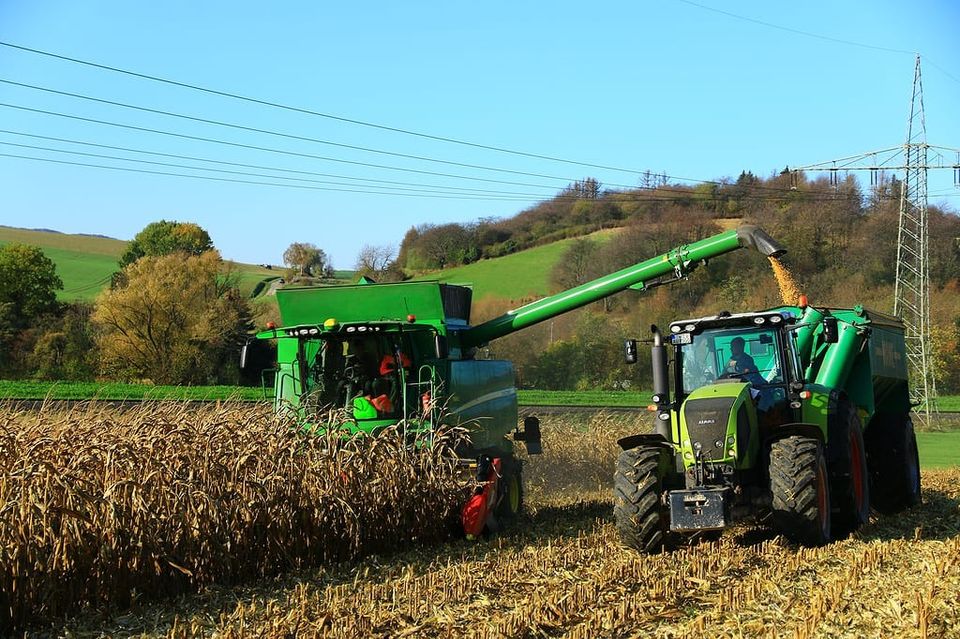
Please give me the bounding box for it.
[458,225,786,350]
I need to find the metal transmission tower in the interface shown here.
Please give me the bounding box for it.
[789,55,960,427]
[894,55,936,425]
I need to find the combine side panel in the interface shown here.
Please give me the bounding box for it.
[446,360,518,454]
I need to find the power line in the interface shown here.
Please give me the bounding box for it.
[0,140,557,198]
[0,63,854,199]
[0,145,853,205]
[674,0,960,88]
[0,39,651,175]
[0,130,560,196]
[0,100,840,199]
[0,152,546,201]
[0,101,568,190]
[0,77,600,185]
[674,0,915,55]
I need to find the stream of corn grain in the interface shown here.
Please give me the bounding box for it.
[769,257,802,307]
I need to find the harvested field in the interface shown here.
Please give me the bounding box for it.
[9,410,960,638]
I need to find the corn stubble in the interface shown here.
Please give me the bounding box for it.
[8,410,960,638]
[0,402,465,633]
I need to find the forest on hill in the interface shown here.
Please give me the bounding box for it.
[403,171,960,394]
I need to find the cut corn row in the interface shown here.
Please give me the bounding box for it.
[0,402,465,634]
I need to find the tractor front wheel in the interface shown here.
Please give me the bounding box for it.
[769,436,831,546]
[614,447,668,553]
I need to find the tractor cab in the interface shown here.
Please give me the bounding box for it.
[669,311,804,428]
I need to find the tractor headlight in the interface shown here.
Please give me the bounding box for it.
[769,315,783,324]
[753,316,766,325]
[670,325,682,333]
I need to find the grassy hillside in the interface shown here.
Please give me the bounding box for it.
[423,228,618,301]
[0,226,280,300]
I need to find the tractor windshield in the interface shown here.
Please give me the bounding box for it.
[680,326,786,397]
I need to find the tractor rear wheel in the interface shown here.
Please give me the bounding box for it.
[495,458,523,525]
[867,415,921,514]
[831,407,871,537]
[614,447,667,553]
[769,435,831,546]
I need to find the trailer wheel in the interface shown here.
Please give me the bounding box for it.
[614,447,667,553]
[867,415,921,514]
[769,436,831,546]
[495,458,523,525]
[831,407,871,537]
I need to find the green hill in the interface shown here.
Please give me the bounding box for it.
[0,226,279,301]
[424,228,618,301]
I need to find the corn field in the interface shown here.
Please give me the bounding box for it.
[5,408,960,637]
[0,402,465,634]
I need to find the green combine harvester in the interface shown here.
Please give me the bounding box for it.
[615,300,920,550]
[249,225,786,536]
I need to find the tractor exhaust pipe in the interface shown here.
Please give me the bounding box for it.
[651,325,671,440]
[736,224,787,258]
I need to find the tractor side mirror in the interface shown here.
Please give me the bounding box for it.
[624,339,638,364]
[822,316,839,344]
[240,342,249,369]
[434,334,449,359]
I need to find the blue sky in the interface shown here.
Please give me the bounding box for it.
[0,1,958,268]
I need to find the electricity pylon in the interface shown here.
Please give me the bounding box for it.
[894,55,936,426]
[789,55,960,427]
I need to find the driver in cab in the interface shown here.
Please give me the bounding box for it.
[726,337,765,388]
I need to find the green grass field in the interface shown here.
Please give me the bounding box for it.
[1,226,282,301]
[917,432,960,468]
[421,229,618,301]
[0,380,267,401]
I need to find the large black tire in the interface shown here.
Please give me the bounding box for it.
[867,415,922,514]
[614,447,667,553]
[495,457,523,525]
[830,406,871,537]
[769,436,831,546]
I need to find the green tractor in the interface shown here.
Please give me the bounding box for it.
[246,225,787,536]
[616,301,921,550]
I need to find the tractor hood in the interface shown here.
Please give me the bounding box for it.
[678,382,757,469]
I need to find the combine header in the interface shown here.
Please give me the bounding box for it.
[249,225,785,536]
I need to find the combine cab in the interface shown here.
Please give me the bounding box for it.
[616,302,920,550]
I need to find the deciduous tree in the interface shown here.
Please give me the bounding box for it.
[283,242,330,278]
[355,244,403,282]
[0,243,63,375]
[119,220,214,267]
[93,251,251,384]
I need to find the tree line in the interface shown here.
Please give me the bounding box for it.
[2,168,958,393]
[474,171,960,394]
